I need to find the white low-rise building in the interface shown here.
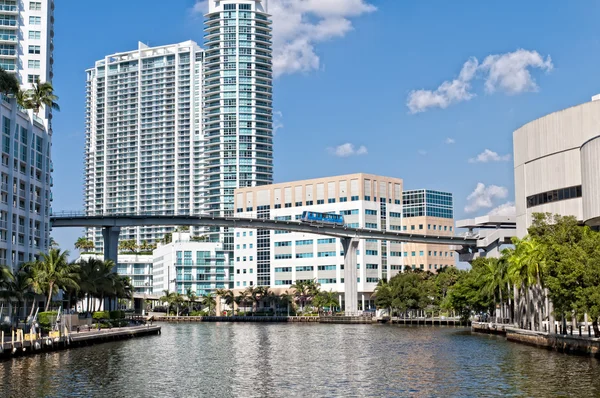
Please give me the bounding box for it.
[78,253,153,295]
[152,232,232,296]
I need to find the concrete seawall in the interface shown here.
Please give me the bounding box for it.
[506,328,600,358]
[471,322,600,358]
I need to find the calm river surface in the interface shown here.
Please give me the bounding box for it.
[1,323,599,397]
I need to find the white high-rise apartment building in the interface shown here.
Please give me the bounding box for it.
[84,41,204,249]
[203,0,273,251]
[0,0,54,270]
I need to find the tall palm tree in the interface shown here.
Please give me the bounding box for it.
[160,290,177,315]
[279,291,294,316]
[201,293,216,315]
[33,249,79,311]
[26,81,60,114]
[0,264,14,289]
[234,291,250,314]
[9,265,33,318]
[186,288,197,312]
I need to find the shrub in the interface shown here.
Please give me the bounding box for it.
[93,311,109,320]
[38,311,58,328]
[109,310,125,320]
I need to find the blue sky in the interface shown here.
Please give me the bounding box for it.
[50,0,600,253]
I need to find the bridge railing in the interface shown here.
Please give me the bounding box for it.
[51,210,204,218]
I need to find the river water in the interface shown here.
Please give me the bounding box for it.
[1,323,599,397]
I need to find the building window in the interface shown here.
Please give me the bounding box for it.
[29,2,42,10]
[27,75,39,84]
[29,16,41,25]
[317,199,324,205]
[28,45,40,55]
[328,198,335,204]
[28,31,41,40]
[28,60,40,69]
[526,185,582,208]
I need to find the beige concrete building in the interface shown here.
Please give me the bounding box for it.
[232,173,455,310]
[514,95,600,237]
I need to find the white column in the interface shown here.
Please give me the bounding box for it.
[361,294,365,312]
[342,238,359,315]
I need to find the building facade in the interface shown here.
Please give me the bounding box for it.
[84,41,204,249]
[79,253,153,295]
[203,0,273,250]
[0,0,53,270]
[152,232,232,295]
[233,174,455,309]
[514,95,600,237]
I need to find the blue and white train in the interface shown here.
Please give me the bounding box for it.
[300,211,345,226]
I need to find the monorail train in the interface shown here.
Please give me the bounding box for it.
[300,211,345,226]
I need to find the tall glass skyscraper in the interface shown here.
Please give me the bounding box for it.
[203,0,273,251]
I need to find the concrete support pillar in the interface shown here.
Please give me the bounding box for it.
[338,294,342,312]
[342,237,359,315]
[102,226,121,268]
[361,294,365,313]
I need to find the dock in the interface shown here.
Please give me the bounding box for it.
[0,325,161,359]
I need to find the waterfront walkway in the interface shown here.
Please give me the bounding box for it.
[0,325,161,359]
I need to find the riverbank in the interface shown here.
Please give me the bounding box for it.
[0,325,161,360]
[472,321,600,358]
[152,315,467,325]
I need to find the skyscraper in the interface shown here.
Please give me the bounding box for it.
[0,0,54,269]
[84,41,204,248]
[203,0,273,251]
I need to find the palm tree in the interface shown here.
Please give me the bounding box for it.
[75,237,95,253]
[118,239,138,253]
[201,293,216,315]
[291,279,321,313]
[234,291,250,314]
[160,290,178,315]
[215,288,234,316]
[9,265,33,318]
[279,291,294,316]
[140,240,150,252]
[186,288,197,312]
[0,264,14,289]
[15,89,32,109]
[25,81,59,114]
[32,249,79,311]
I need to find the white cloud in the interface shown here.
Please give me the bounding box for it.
[445,138,455,144]
[417,150,428,156]
[407,57,478,114]
[464,183,508,213]
[468,149,511,163]
[191,0,208,14]
[329,143,368,157]
[191,0,376,78]
[481,49,553,94]
[488,202,516,216]
[407,49,553,113]
[273,110,284,134]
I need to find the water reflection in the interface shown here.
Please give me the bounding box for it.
[1,324,599,397]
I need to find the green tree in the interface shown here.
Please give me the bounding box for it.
[25,81,60,114]
[0,67,19,96]
[75,237,95,253]
[32,249,79,311]
[373,279,392,315]
[0,264,14,289]
[118,239,138,253]
[215,288,234,315]
[186,288,197,312]
[201,293,216,315]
